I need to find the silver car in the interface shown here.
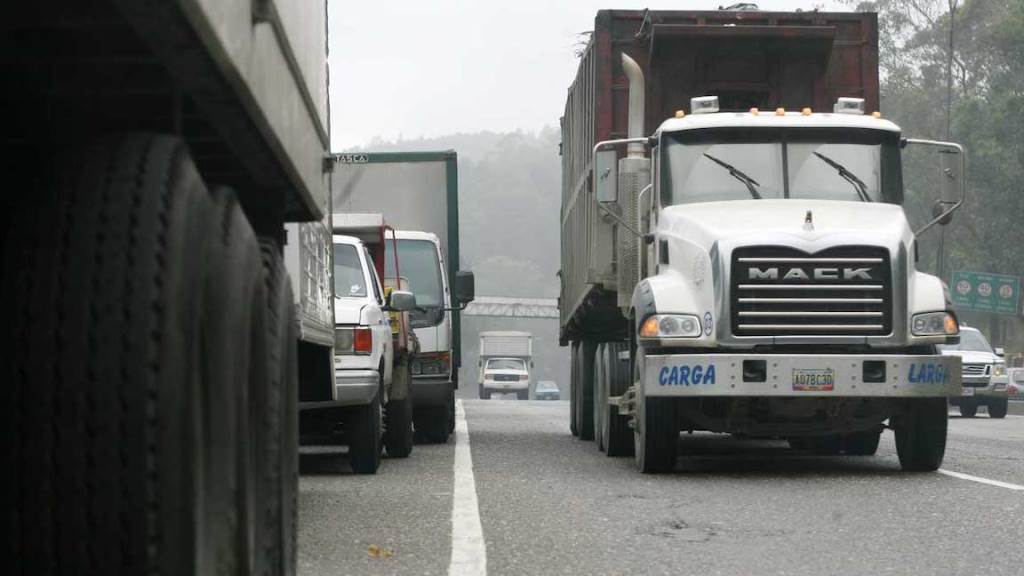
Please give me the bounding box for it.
[939,326,1010,418]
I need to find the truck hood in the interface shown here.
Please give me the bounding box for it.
[659,199,912,252]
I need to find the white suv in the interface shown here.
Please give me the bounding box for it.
[939,326,1010,418]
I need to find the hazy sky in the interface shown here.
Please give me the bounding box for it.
[328,1,849,150]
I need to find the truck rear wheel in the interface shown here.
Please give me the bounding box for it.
[987,397,1008,419]
[593,343,607,452]
[603,342,634,457]
[349,391,383,474]
[895,398,947,472]
[3,134,269,573]
[575,340,597,441]
[573,340,581,434]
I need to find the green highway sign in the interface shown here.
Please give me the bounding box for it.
[950,271,1020,315]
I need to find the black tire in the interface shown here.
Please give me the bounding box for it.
[349,392,383,474]
[448,386,456,434]
[384,395,414,458]
[604,342,634,457]
[256,239,299,576]
[987,397,1009,419]
[577,340,597,441]
[635,395,677,473]
[3,134,262,573]
[569,342,579,436]
[414,384,453,444]
[844,430,881,456]
[479,385,491,400]
[517,390,529,400]
[959,398,978,418]
[594,343,607,452]
[896,398,948,472]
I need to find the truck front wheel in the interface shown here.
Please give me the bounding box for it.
[959,398,978,418]
[895,398,947,472]
[635,395,677,473]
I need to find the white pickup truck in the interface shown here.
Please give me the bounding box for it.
[940,326,1010,418]
[298,235,415,474]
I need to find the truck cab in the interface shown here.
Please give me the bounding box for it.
[385,230,459,441]
[940,326,1010,418]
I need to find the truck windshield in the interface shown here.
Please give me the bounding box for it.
[939,331,993,354]
[333,244,367,298]
[662,128,902,206]
[385,239,444,327]
[487,359,526,371]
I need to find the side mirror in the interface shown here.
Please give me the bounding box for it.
[386,290,416,312]
[995,347,1005,357]
[904,138,965,236]
[455,270,475,305]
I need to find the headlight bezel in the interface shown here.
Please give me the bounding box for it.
[911,311,959,337]
[638,314,703,339]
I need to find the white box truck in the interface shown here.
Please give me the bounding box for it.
[479,331,534,400]
[331,152,475,442]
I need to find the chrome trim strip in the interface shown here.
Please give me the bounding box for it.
[737,284,883,290]
[737,257,884,263]
[737,324,884,331]
[738,297,883,304]
[738,311,883,317]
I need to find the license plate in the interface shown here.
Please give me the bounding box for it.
[961,387,974,396]
[793,368,835,391]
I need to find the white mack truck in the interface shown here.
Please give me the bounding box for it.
[559,8,965,473]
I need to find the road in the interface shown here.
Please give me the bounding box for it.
[298,395,1024,576]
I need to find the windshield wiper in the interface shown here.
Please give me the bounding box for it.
[702,153,762,199]
[812,151,872,202]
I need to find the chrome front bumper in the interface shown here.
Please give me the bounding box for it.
[642,353,961,398]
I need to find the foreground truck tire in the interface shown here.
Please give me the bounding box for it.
[573,340,597,441]
[570,342,580,436]
[895,398,948,472]
[4,134,287,572]
[257,239,300,575]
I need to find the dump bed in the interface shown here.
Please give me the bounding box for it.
[559,9,879,341]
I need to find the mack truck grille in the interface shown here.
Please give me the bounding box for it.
[730,246,893,337]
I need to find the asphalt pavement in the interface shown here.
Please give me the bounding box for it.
[298,394,1024,576]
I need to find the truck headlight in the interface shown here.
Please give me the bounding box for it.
[993,364,1006,377]
[911,312,958,336]
[639,314,701,339]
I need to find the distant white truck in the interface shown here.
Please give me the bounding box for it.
[478,331,534,400]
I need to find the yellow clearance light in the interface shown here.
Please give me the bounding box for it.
[750,107,759,115]
[775,108,786,116]
[639,317,661,338]
[872,111,882,119]
[944,315,959,335]
[675,110,686,118]
[801,107,812,116]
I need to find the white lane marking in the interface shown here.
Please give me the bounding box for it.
[449,399,487,576]
[939,469,1024,491]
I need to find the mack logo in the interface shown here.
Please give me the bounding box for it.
[748,267,874,281]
